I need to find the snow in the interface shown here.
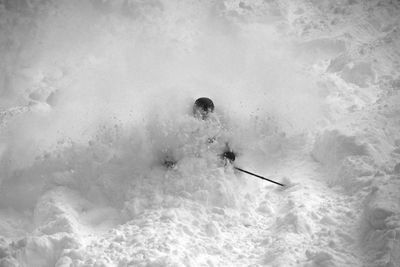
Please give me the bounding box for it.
[1,0,400,266]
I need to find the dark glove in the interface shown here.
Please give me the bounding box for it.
[222,151,236,163]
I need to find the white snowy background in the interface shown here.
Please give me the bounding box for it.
[0,0,399,266]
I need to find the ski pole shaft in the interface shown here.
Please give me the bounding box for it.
[234,167,285,187]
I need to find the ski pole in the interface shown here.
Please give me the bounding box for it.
[234,166,285,187]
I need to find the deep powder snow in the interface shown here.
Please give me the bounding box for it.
[0,0,399,266]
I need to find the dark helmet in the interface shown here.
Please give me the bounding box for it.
[193,97,214,119]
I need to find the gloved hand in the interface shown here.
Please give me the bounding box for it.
[222,151,236,163]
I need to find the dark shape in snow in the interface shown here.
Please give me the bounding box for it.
[193,97,214,120]
[222,151,236,163]
[162,154,177,169]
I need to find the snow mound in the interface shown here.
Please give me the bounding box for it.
[0,234,80,267]
[311,129,374,190]
[312,130,369,165]
[362,178,400,267]
[328,58,376,88]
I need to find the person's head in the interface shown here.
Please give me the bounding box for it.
[193,97,214,120]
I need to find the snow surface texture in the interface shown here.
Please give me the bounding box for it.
[0,0,399,266]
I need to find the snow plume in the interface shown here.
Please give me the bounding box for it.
[0,0,323,174]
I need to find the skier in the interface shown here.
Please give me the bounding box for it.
[193,97,235,156]
[194,97,236,165]
[162,97,285,186]
[162,97,236,168]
